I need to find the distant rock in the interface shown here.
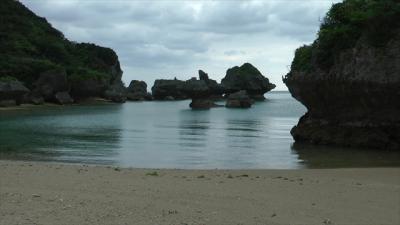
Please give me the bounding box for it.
[182,78,210,99]
[0,79,30,106]
[127,80,152,101]
[198,70,224,97]
[55,92,74,105]
[186,71,227,109]
[189,98,218,109]
[128,80,147,93]
[225,90,253,108]
[221,63,275,100]
[104,81,127,103]
[151,79,188,100]
[70,78,107,100]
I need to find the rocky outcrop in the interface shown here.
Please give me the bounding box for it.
[225,90,253,108]
[55,92,74,105]
[189,99,217,109]
[184,78,215,109]
[221,63,275,100]
[0,0,126,105]
[104,81,127,103]
[69,78,107,100]
[183,78,210,99]
[127,80,152,101]
[32,69,70,102]
[284,22,400,148]
[185,71,225,109]
[0,79,30,106]
[198,70,224,98]
[151,79,188,100]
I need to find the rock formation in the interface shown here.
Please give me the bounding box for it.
[55,92,74,105]
[0,0,126,106]
[198,70,224,98]
[225,90,253,108]
[283,0,400,149]
[184,78,216,109]
[151,79,188,100]
[221,63,275,100]
[32,69,70,102]
[127,80,152,101]
[104,80,127,103]
[0,79,30,106]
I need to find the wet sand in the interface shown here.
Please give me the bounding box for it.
[0,160,399,225]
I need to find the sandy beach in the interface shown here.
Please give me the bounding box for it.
[0,160,399,225]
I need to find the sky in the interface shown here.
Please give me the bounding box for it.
[21,0,341,91]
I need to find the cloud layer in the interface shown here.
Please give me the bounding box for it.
[21,0,340,90]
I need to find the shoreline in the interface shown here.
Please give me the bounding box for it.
[1,160,399,225]
[0,98,118,111]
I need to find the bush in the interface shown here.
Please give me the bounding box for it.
[0,0,119,87]
[0,76,18,82]
[291,0,400,72]
[291,45,313,72]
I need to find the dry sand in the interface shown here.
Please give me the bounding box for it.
[0,160,399,225]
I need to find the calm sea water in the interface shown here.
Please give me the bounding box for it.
[0,92,399,169]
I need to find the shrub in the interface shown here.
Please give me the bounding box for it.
[291,0,400,72]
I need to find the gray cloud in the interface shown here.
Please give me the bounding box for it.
[21,0,340,90]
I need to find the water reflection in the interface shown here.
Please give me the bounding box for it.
[292,143,400,168]
[0,104,124,164]
[1,93,399,169]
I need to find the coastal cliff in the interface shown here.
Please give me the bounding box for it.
[284,0,400,149]
[0,0,125,105]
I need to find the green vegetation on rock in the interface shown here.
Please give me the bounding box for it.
[290,0,400,72]
[0,76,18,82]
[0,0,121,90]
[290,45,313,72]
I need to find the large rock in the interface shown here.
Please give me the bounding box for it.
[23,93,44,105]
[182,78,210,99]
[70,78,107,100]
[0,79,30,105]
[198,70,224,97]
[186,71,226,109]
[283,2,400,149]
[0,0,127,105]
[221,63,275,99]
[127,80,152,101]
[151,79,188,100]
[225,90,253,108]
[104,81,127,103]
[128,80,147,93]
[33,69,69,101]
[55,92,74,105]
[189,98,218,109]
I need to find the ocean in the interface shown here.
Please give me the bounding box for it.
[1,92,399,169]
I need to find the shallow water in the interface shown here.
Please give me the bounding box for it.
[0,92,399,169]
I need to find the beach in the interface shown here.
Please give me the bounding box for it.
[0,160,399,225]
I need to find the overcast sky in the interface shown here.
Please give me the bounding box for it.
[21,0,340,90]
